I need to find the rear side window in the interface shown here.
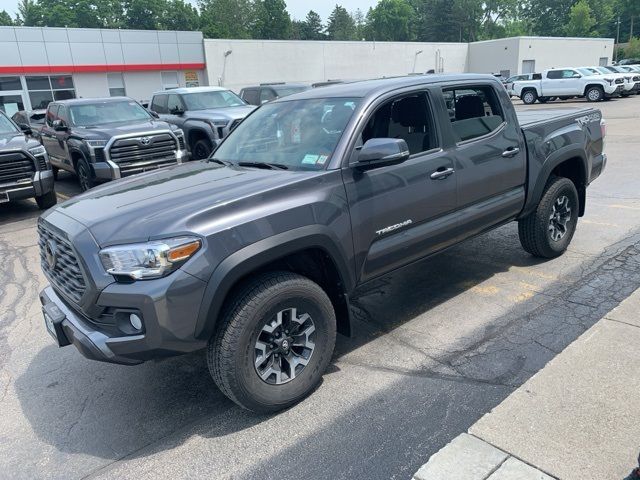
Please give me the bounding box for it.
[167,94,184,113]
[443,85,505,143]
[151,95,168,114]
[260,88,277,103]
[241,88,259,105]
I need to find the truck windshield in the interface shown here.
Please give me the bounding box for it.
[182,91,246,110]
[69,101,151,127]
[214,97,359,171]
[577,68,598,76]
[0,113,19,134]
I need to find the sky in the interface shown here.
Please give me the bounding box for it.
[1,0,380,22]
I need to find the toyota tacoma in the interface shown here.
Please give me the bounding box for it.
[39,75,606,412]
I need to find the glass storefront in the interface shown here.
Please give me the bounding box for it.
[0,75,76,113]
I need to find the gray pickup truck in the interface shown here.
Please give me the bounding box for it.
[149,87,255,160]
[38,74,606,412]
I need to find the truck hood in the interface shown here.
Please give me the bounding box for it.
[49,161,309,245]
[74,119,177,140]
[184,105,255,121]
[0,131,39,151]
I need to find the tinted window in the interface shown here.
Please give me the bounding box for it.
[260,88,277,103]
[362,93,436,155]
[29,91,53,110]
[57,105,69,123]
[167,94,184,114]
[69,100,151,126]
[215,97,359,170]
[151,95,168,114]
[0,76,21,91]
[182,90,245,110]
[547,70,562,79]
[443,85,505,143]
[241,88,260,105]
[46,105,59,127]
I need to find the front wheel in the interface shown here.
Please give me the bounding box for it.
[191,138,213,160]
[518,177,579,258]
[585,86,604,102]
[521,90,537,105]
[76,158,95,192]
[208,272,337,413]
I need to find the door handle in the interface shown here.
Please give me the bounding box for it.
[502,147,520,158]
[430,167,455,180]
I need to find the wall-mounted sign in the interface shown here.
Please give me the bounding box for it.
[184,70,199,87]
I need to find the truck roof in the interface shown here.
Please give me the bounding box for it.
[151,86,230,95]
[53,97,135,106]
[278,74,499,101]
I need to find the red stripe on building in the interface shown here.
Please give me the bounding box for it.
[0,63,206,74]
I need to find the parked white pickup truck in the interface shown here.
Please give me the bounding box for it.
[513,67,624,104]
[593,66,639,95]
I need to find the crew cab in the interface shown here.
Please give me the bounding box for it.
[149,87,255,160]
[513,67,623,104]
[0,110,56,209]
[40,97,186,191]
[38,75,606,413]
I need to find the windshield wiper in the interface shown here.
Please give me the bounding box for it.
[207,157,234,166]
[238,161,289,170]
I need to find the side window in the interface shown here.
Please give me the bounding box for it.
[547,70,562,79]
[151,95,168,114]
[562,69,579,79]
[443,85,505,143]
[57,106,69,124]
[167,94,184,113]
[46,105,59,127]
[361,92,436,155]
[260,88,277,103]
[242,88,259,105]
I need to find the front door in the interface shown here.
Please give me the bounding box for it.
[343,91,458,282]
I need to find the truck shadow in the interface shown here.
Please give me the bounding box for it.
[14,223,550,467]
[0,200,42,227]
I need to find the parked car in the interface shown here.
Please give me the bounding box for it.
[589,66,636,96]
[513,67,623,104]
[239,83,310,106]
[38,74,606,412]
[504,73,540,96]
[618,58,640,66]
[40,97,186,191]
[150,87,255,160]
[0,110,56,209]
[11,109,46,140]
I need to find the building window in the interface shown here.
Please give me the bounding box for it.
[0,76,22,91]
[107,73,126,97]
[26,75,75,110]
[161,71,179,90]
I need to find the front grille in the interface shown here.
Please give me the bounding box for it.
[36,155,47,171]
[94,148,106,163]
[0,152,35,184]
[38,222,87,304]
[108,133,178,176]
[177,136,185,150]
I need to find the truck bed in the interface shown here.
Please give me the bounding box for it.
[516,107,594,128]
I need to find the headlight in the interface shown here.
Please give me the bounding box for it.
[99,236,201,280]
[173,128,184,137]
[29,145,46,156]
[86,140,107,148]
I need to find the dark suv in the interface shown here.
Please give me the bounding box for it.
[0,110,56,209]
[40,97,187,190]
[239,83,310,105]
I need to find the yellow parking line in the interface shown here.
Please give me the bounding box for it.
[56,193,70,200]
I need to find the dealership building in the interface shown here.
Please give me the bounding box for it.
[0,25,614,115]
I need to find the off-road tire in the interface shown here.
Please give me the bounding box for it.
[585,86,604,102]
[35,190,57,209]
[518,176,579,259]
[208,271,337,413]
[192,138,213,160]
[76,158,95,191]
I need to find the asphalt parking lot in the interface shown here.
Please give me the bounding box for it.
[1,95,640,480]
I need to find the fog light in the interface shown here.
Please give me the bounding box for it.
[129,313,142,330]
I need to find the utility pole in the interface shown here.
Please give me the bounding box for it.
[616,15,621,62]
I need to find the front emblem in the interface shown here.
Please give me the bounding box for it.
[139,136,151,146]
[45,240,58,269]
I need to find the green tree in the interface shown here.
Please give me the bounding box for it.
[326,5,357,40]
[367,0,415,41]
[160,0,200,31]
[565,0,596,36]
[299,10,325,40]
[523,0,574,36]
[252,0,291,39]
[199,0,252,38]
[0,10,14,25]
[352,8,366,39]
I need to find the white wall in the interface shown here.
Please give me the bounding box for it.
[205,39,469,92]
[467,38,520,76]
[73,73,110,99]
[516,37,614,72]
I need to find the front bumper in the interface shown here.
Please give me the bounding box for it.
[0,169,54,202]
[604,85,625,96]
[39,268,209,365]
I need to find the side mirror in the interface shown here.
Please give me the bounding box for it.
[149,110,159,119]
[53,120,67,131]
[353,138,410,170]
[18,123,32,135]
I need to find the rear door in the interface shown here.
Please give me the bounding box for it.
[41,104,62,165]
[441,83,526,237]
[342,89,458,282]
[51,105,71,167]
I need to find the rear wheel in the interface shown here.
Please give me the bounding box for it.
[35,190,57,209]
[518,177,579,259]
[585,86,604,102]
[208,272,337,413]
[521,90,537,105]
[192,138,213,160]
